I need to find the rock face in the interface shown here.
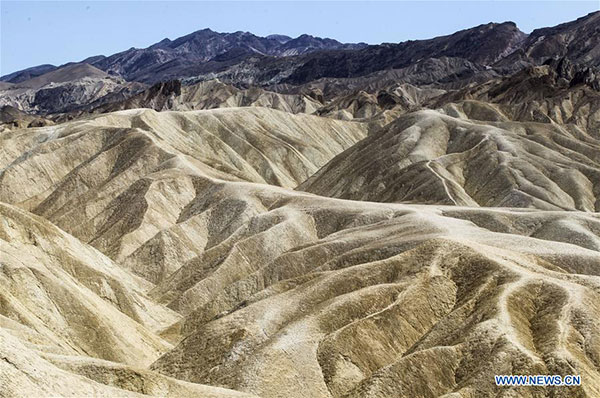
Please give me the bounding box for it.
[0,64,146,114]
[522,11,600,66]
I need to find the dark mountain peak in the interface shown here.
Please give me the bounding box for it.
[166,28,221,48]
[174,28,218,41]
[463,20,524,37]
[266,34,292,43]
[82,26,367,82]
[487,20,517,27]
[483,21,521,33]
[470,21,505,29]
[293,33,340,44]
[150,38,173,49]
[193,27,216,34]
[437,20,527,64]
[452,20,522,34]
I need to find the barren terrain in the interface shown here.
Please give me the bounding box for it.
[1,11,600,398]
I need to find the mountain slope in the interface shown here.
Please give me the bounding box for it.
[12,63,110,90]
[523,11,600,66]
[0,202,259,398]
[0,203,177,363]
[299,60,600,210]
[178,12,599,87]
[0,108,365,282]
[299,108,600,211]
[282,22,526,85]
[2,12,600,398]
[150,195,600,398]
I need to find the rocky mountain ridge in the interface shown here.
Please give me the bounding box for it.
[2,29,366,85]
[4,11,599,91]
[2,12,599,117]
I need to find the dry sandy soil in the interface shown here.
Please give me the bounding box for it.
[1,105,599,397]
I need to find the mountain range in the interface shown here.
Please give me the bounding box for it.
[2,29,367,84]
[2,11,599,88]
[1,11,599,118]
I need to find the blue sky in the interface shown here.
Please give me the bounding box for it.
[1,1,598,76]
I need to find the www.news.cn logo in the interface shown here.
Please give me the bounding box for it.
[495,375,581,387]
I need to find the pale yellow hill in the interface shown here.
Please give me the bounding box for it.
[0,202,258,397]
[0,107,365,283]
[1,106,599,398]
[300,108,600,211]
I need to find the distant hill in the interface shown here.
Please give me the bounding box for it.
[0,64,57,83]
[13,63,110,89]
